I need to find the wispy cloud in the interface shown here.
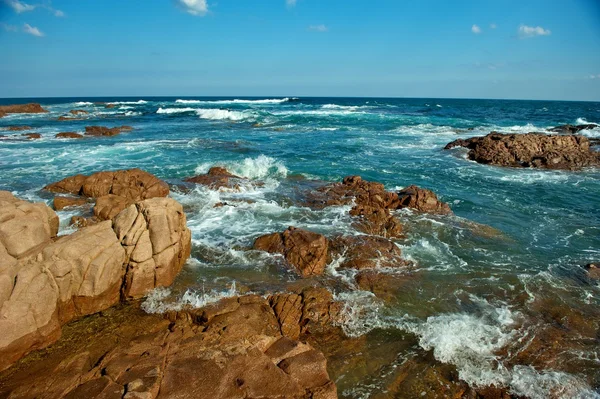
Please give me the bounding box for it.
[3,0,35,13]
[176,0,208,16]
[589,74,600,79]
[23,23,43,36]
[471,24,481,34]
[0,22,18,31]
[286,0,297,7]
[52,8,64,17]
[490,23,497,29]
[308,24,327,32]
[518,24,551,38]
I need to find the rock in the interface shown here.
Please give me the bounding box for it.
[93,194,134,220]
[105,103,116,109]
[45,168,169,201]
[445,132,600,170]
[0,295,336,399]
[354,270,414,302]
[21,133,41,140]
[113,197,191,299]
[84,126,133,137]
[254,227,329,277]
[329,234,409,270]
[0,103,47,118]
[55,132,84,139]
[549,124,598,134]
[185,166,244,190]
[69,215,99,228]
[0,193,191,371]
[349,204,404,238]
[0,191,58,260]
[69,110,89,115]
[4,126,32,131]
[53,196,89,210]
[397,185,452,214]
[585,263,600,279]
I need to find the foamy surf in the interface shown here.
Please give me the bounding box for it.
[176,98,294,105]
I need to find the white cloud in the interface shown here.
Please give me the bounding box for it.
[589,74,600,79]
[308,24,327,32]
[286,0,297,6]
[3,0,35,13]
[490,23,497,29]
[23,23,43,36]
[471,24,481,34]
[518,24,551,38]
[54,9,64,17]
[0,22,18,31]
[176,0,208,16]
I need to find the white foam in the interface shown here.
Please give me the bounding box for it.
[74,101,93,106]
[176,98,292,105]
[195,108,252,121]
[107,100,147,105]
[575,117,598,126]
[156,107,196,114]
[141,283,238,314]
[194,154,288,180]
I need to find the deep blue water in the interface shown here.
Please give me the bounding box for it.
[1,97,599,398]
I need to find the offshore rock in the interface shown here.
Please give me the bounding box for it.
[185,166,245,190]
[84,125,133,137]
[0,103,47,118]
[329,234,409,271]
[548,124,598,134]
[55,132,84,139]
[445,132,600,169]
[52,196,89,211]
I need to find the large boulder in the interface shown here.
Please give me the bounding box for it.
[445,132,600,169]
[0,193,191,371]
[349,204,404,238]
[53,196,88,211]
[254,227,329,277]
[0,103,47,118]
[44,168,169,201]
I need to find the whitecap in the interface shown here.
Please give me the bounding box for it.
[107,100,147,105]
[141,283,239,314]
[195,108,253,121]
[156,107,196,114]
[175,98,292,105]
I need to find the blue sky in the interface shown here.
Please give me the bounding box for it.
[1,0,599,100]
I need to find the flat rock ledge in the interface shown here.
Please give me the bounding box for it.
[0,186,191,372]
[0,103,47,118]
[445,132,600,170]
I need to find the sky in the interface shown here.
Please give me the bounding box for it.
[1,0,600,101]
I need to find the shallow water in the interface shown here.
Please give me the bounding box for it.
[1,97,599,398]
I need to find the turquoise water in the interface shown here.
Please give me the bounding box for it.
[1,97,599,398]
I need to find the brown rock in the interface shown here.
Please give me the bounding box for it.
[0,103,47,117]
[349,204,404,238]
[55,132,84,139]
[93,194,134,220]
[445,132,600,170]
[354,270,414,302]
[329,234,409,270]
[21,133,41,140]
[585,263,600,279]
[105,103,116,109]
[549,124,598,134]
[185,166,244,190]
[4,126,32,131]
[69,215,99,228]
[69,109,89,115]
[53,196,88,210]
[45,168,169,201]
[397,185,452,214]
[254,227,329,277]
[84,126,133,137]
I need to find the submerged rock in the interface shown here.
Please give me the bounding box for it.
[585,262,600,279]
[44,168,169,200]
[4,126,32,131]
[0,103,47,118]
[69,109,89,116]
[84,125,133,137]
[329,234,409,271]
[254,226,329,277]
[445,132,600,169]
[349,205,404,238]
[55,132,84,139]
[185,166,245,190]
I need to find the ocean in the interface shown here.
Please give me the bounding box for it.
[1,97,599,398]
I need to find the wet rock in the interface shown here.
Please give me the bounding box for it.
[185,166,244,190]
[349,204,404,238]
[585,263,600,279]
[69,109,89,115]
[45,168,169,201]
[55,132,84,139]
[445,132,600,170]
[548,124,598,134]
[21,133,41,140]
[0,103,47,118]
[254,227,329,277]
[329,234,409,271]
[397,185,452,214]
[0,296,336,399]
[354,270,413,302]
[53,196,89,210]
[84,125,133,137]
[4,126,32,131]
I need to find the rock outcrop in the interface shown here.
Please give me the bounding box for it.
[0,103,47,118]
[0,294,337,399]
[585,262,600,279]
[44,168,169,201]
[328,235,409,271]
[55,132,83,139]
[549,124,598,134]
[0,191,191,371]
[185,166,245,190]
[254,227,329,277]
[445,132,600,169]
[84,125,133,137]
[397,185,452,214]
